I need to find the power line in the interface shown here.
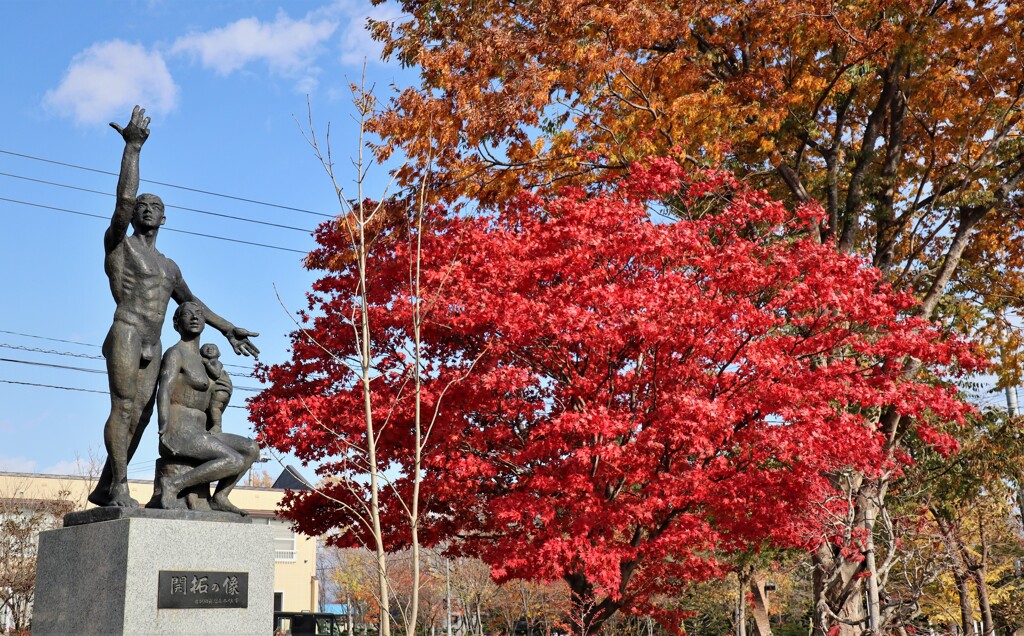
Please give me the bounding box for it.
[0,329,100,348]
[0,357,104,374]
[0,330,254,371]
[0,148,334,219]
[0,378,106,395]
[0,378,248,406]
[0,196,308,254]
[0,171,316,233]
[0,344,259,383]
[0,343,103,360]
[0,355,264,391]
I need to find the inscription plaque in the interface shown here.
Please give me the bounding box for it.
[158,571,249,609]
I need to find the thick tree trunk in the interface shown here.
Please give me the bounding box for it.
[813,547,865,636]
[749,573,772,636]
[811,554,827,636]
[837,587,865,636]
[812,485,876,636]
[934,511,976,636]
[476,599,483,636]
[955,573,977,636]
[973,568,994,636]
[565,579,621,636]
[973,511,995,636]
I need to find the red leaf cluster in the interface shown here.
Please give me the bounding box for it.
[249,159,978,626]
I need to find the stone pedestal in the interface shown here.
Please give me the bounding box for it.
[33,512,274,635]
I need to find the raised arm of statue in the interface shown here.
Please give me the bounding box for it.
[105,105,150,253]
[171,275,261,358]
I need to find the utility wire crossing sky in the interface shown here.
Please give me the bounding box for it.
[0,0,414,479]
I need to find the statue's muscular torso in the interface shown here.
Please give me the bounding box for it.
[105,232,182,358]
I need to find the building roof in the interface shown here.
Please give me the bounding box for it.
[273,465,313,491]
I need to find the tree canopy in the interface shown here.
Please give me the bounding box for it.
[372,0,1024,336]
[251,158,978,633]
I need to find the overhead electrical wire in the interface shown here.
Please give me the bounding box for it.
[0,343,104,360]
[0,196,308,254]
[0,329,100,348]
[0,356,263,392]
[0,356,104,374]
[0,148,334,219]
[0,330,254,370]
[2,344,264,385]
[0,378,108,395]
[0,171,316,233]
[0,378,248,407]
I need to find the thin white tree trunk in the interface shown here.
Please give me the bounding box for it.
[361,245,391,636]
[352,92,391,636]
[446,559,453,636]
[864,499,881,633]
[736,572,747,636]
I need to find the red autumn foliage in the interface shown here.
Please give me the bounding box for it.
[250,158,977,633]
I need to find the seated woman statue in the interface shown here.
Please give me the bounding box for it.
[155,301,258,515]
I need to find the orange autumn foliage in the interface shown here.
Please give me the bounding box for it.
[370,0,1024,358]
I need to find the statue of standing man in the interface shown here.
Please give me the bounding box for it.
[89,106,259,508]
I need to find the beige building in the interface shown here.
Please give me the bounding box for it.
[0,469,318,627]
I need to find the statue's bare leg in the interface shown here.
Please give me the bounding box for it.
[89,369,156,507]
[209,433,259,516]
[90,323,150,507]
[160,437,246,512]
[125,363,159,467]
[89,456,114,506]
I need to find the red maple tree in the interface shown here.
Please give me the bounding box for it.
[250,158,977,634]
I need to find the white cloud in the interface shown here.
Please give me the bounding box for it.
[295,75,320,94]
[171,10,337,81]
[337,3,404,67]
[44,40,179,126]
[0,456,38,473]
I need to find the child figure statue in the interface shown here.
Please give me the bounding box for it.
[200,343,233,434]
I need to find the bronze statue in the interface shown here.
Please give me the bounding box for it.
[89,106,259,508]
[150,302,258,515]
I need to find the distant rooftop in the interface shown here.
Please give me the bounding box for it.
[272,465,313,491]
[0,469,290,491]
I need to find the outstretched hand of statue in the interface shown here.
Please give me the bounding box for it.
[110,105,150,147]
[226,327,260,358]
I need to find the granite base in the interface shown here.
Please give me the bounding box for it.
[33,516,274,635]
[64,505,252,527]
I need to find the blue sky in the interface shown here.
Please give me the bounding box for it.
[0,1,415,481]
